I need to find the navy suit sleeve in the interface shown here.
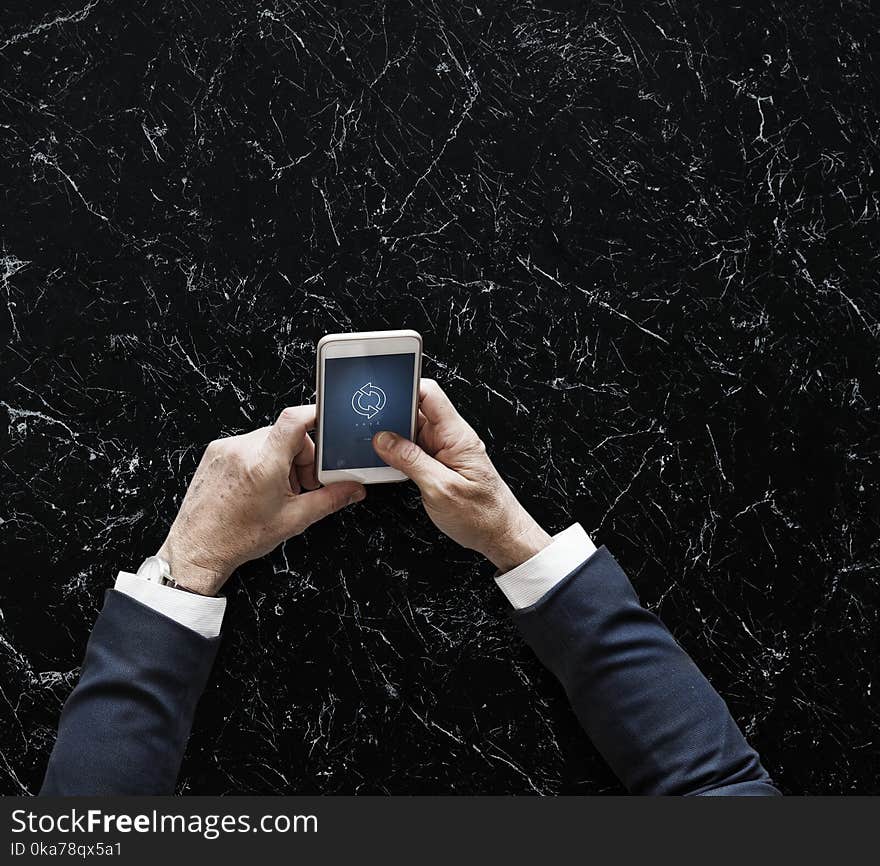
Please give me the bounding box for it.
[512,547,780,796]
[40,589,220,795]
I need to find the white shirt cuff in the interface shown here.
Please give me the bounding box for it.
[114,571,226,639]
[494,523,597,609]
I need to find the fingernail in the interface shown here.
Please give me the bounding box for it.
[374,431,393,449]
[349,488,366,504]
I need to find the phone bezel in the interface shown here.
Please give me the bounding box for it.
[315,330,422,485]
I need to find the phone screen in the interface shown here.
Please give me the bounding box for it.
[321,352,416,470]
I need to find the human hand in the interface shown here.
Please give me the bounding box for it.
[372,380,551,572]
[157,406,366,596]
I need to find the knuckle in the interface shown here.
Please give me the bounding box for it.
[203,438,234,464]
[331,488,351,511]
[278,406,300,425]
[396,439,422,467]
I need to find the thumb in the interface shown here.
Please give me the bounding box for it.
[290,482,366,531]
[372,431,455,491]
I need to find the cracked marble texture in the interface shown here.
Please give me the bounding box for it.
[1,1,878,794]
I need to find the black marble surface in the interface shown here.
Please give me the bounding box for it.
[2,1,879,795]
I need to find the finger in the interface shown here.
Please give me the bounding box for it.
[417,409,428,435]
[291,482,366,530]
[418,379,460,425]
[293,433,319,490]
[264,405,317,464]
[372,430,459,491]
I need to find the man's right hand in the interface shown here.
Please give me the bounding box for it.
[372,380,551,573]
[158,406,365,596]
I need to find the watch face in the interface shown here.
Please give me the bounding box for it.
[136,556,168,583]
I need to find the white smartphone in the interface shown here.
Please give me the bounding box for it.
[316,329,423,485]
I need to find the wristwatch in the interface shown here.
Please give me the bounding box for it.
[136,555,201,594]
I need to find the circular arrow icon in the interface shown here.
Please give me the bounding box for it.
[351,382,387,419]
